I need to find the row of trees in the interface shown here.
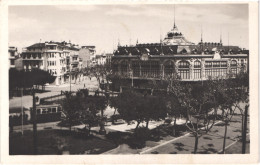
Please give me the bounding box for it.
[109,72,249,154]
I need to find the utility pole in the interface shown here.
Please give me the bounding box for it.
[242,105,249,154]
[32,89,38,155]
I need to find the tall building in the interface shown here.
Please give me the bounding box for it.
[111,20,248,84]
[79,46,96,68]
[21,41,81,85]
[106,53,113,66]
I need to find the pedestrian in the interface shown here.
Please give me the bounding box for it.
[84,84,85,88]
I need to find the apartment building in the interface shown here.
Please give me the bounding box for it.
[21,41,81,85]
[79,46,96,68]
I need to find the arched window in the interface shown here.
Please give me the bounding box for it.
[178,61,190,79]
[181,48,187,54]
[231,60,237,74]
[164,61,174,76]
[194,60,201,79]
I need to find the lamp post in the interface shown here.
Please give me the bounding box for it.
[32,88,37,155]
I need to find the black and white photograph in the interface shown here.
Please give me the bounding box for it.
[0,0,258,164]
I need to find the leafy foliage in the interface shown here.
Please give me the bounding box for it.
[9,68,56,90]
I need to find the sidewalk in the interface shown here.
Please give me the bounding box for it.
[141,114,247,154]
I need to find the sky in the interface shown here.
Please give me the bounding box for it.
[9,4,248,54]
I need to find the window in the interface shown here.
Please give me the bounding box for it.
[36,109,41,114]
[42,108,47,114]
[194,69,201,79]
[48,108,52,113]
[194,61,201,68]
[241,59,244,66]
[231,60,237,74]
[178,61,190,79]
[221,61,227,67]
[194,60,201,79]
[10,59,15,65]
[178,61,190,69]
[52,107,57,113]
[205,60,228,78]
[231,60,237,67]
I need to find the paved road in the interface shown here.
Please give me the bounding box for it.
[9,77,99,109]
[141,114,248,154]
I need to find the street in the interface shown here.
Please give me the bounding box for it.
[9,77,99,109]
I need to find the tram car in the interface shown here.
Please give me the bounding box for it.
[30,104,63,123]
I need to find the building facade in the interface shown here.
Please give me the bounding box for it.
[79,46,96,68]
[8,46,18,69]
[111,22,249,82]
[21,41,82,85]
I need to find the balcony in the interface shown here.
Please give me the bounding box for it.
[71,61,79,65]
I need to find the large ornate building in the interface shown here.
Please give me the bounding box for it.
[111,21,249,83]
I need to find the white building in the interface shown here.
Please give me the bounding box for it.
[21,41,82,85]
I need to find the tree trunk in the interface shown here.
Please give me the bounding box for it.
[194,134,199,154]
[241,113,244,138]
[69,121,72,132]
[242,105,248,154]
[222,122,228,154]
[173,116,177,136]
[135,121,140,130]
[146,120,149,128]
[89,126,92,136]
[113,109,117,115]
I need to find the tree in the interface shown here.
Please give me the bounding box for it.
[62,92,81,132]
[79,96,99,136]
[9,68,55,93]
[166,93,186,136]
[143,95,168,128]
[114,90,167,131]
[115,90,145,130]
[215,74,249,154]
[169,80,217,154]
